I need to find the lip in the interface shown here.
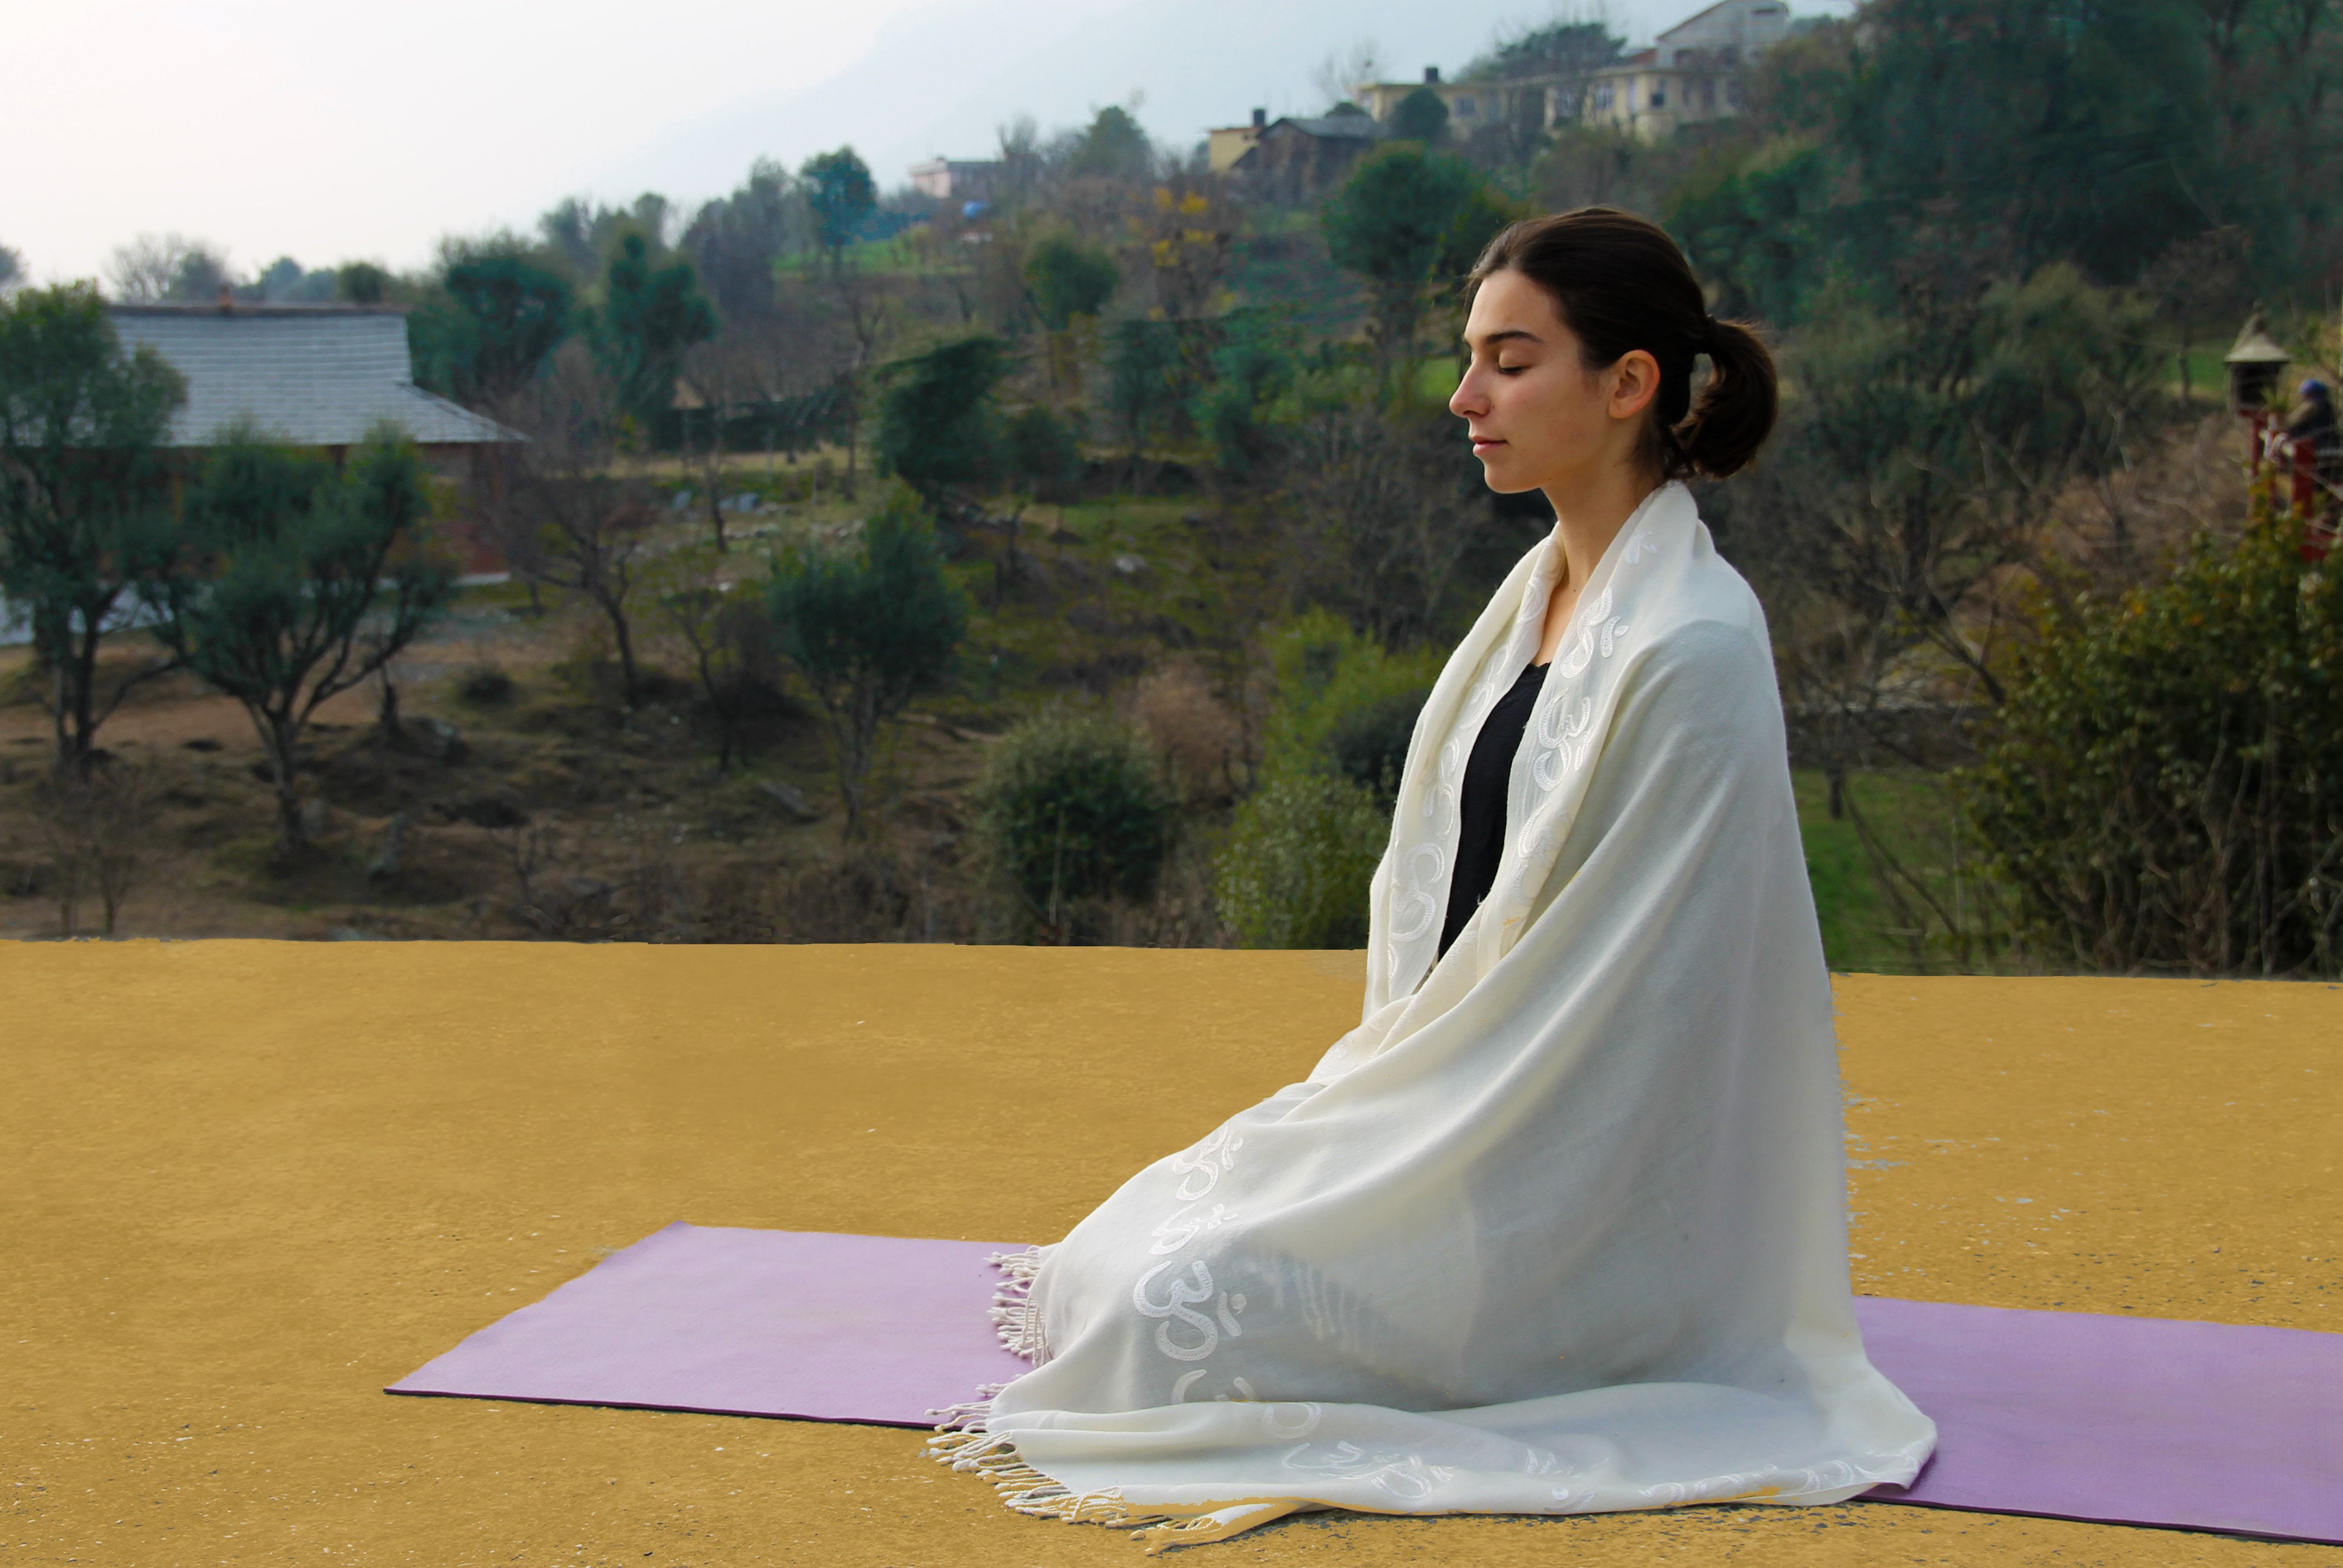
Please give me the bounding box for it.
[1470,437,1506,454]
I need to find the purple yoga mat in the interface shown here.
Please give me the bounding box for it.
[1852,1295,2343,1543]
[389,1223,2343,1546]
[389,1224,1032,1424]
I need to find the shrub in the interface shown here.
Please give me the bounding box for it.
[968,704,1178,939]
[1216,770,1388,949]
[1126,659,1244,806]
[1209,610,1440,947]
[1004,405,1083,499]
[767,491,968,836]
[457,664,516,706]
[1325,686,1429,808]
[1960,483,2343,976]
[1257,607,1443,785]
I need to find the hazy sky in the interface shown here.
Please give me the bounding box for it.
[5,0,1848,287]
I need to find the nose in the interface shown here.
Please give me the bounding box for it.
[1449,364,1485,420]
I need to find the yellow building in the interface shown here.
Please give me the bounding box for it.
[1206,108,1266,174]
[1354,67,1536,139]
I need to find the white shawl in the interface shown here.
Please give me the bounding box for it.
[930,480,1938,1550]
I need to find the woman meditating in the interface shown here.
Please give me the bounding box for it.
[929,206,1938,1551]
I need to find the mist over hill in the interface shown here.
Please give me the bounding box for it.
[595,0,1738,209]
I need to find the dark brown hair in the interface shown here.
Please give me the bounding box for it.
[1466,206,1777,481]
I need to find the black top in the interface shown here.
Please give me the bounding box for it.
[1437,656,1550,961]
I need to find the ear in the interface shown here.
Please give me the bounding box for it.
[1607,350,1661,422]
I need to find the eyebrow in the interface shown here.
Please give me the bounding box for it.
[1467,328,1544,350]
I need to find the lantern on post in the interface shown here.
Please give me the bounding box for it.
[2224,307,2290,469]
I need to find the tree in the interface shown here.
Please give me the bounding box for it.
[683,158,797,321]
[1003,404,1081,495]
[0,283,187,776]
[1390,86,1452,144]
[246,257,336,303]
[799,147,884,489]
[335,261,391,304]
[993,403,1084,603]
[585,233,717,433]
[1667,140,1838,326]
[653,555,782,773]
[874,335,1007,518]
[1023,234,1117,396]
[1311,41,1384,111]
[1961,483,2343,976]
[1322,145,1509,378]
[765,494,968,838]
[537,194,670,281]
[1195,305,1300,480]
[1832,0,2218,288]
[0,245,23,293]
[1065,105,1155,180]
[1106,318,1182,458]
[1463,18,1623,102]
[1024,235,1119,328]
[143,426,454,862]
[411,250,572,408]
[494,346,661,698]
[106,233,231,302]
[800,147,877,273]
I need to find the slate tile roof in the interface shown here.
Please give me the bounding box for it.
[106,304,518,449]
[1271,114,1387,141]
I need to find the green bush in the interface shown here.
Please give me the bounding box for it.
[1257,608,1444,783]
[1959,484,2343,976]
[1217,770,1388,949]
[1210,610,1441,947]
[969,705,1178,937]
[1324,687,1429,808]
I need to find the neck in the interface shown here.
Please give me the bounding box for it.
[1540,464,1663,586]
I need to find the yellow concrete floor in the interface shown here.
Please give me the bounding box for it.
[2,942,2337,1567]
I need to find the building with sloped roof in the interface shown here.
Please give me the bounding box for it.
[1581,0,1792,141]
[1229,109,1386,203]
[106,302,517,457]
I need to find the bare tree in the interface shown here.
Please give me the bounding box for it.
[1279,403,1477,648]
[652,555,782,772]
[492,345,661,699]
[105,233,232,303]
[30,757,163,935]
[1312,39,1385,108]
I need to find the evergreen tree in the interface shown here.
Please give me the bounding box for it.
[0,283,186,775]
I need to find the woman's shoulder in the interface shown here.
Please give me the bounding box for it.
[1633,534,1769,666]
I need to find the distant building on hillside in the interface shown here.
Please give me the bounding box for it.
[103,299,518,577]
[107,301,514,460]
[1581,0,1792,140]
[1355,67,1531,137]
[1207,108,1268,174]
[1228,109,1385,203]
[908,158,1000,201]
[1351,0,1794,145]
[1352,63,1586,140]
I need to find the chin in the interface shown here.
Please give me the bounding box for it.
[1474,460,1543,495]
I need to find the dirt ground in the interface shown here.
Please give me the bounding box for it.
[3,946,2337,1567]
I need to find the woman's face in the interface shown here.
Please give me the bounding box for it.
[1449,267,1661,497]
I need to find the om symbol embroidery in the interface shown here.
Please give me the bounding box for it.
[1169,1125,1242,1201]
[1133,1257,1247,1362]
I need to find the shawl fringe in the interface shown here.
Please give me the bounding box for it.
[984,1244,1051,1364]
[926,1247,1279,1553]
[922,1427,1283,1555]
